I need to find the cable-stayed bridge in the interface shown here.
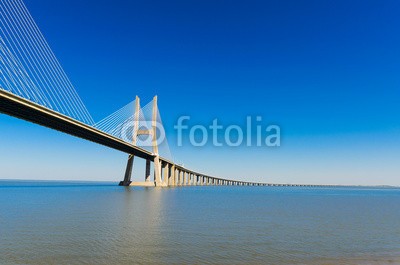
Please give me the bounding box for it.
[0,0,325,188]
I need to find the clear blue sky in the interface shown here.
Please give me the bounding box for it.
[1,0,399,185]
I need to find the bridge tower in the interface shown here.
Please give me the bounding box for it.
[119,96,140,186]
[151,96,163,187]
[119,96,163,187]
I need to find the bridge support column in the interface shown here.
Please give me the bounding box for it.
[162,163,169,187]
[154,156,162,187]
[170,165,175,186]
[145,159,151,182]
[119,154,134,186]
[120,96,140,186]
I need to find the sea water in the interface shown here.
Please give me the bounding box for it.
[1,181,399,264]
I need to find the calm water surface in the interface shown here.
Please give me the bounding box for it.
[1,181,400,264]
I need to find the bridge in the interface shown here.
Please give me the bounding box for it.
[0,87,274,187]
[0,0,328,188]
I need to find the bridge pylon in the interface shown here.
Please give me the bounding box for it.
[119,96,140,186]
[120,95,165,187]
[151,96,164,187]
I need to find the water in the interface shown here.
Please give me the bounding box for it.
[1,181,400,265]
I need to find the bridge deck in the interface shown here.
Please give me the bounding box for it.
[0,89,308,187]
[0,89,154,160]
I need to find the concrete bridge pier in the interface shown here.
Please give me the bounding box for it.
[179,170,183,186]
[154,156,163,187]
[162,162,169,187]
[119,154,134,186]
[183,172,187,186]
[170,165,175,186]
[145,159,151,182]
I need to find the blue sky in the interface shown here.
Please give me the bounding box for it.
[0,0,399,185]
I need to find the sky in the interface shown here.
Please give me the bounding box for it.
[0,0,399,185]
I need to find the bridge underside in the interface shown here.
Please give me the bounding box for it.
[0,90,153,160]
